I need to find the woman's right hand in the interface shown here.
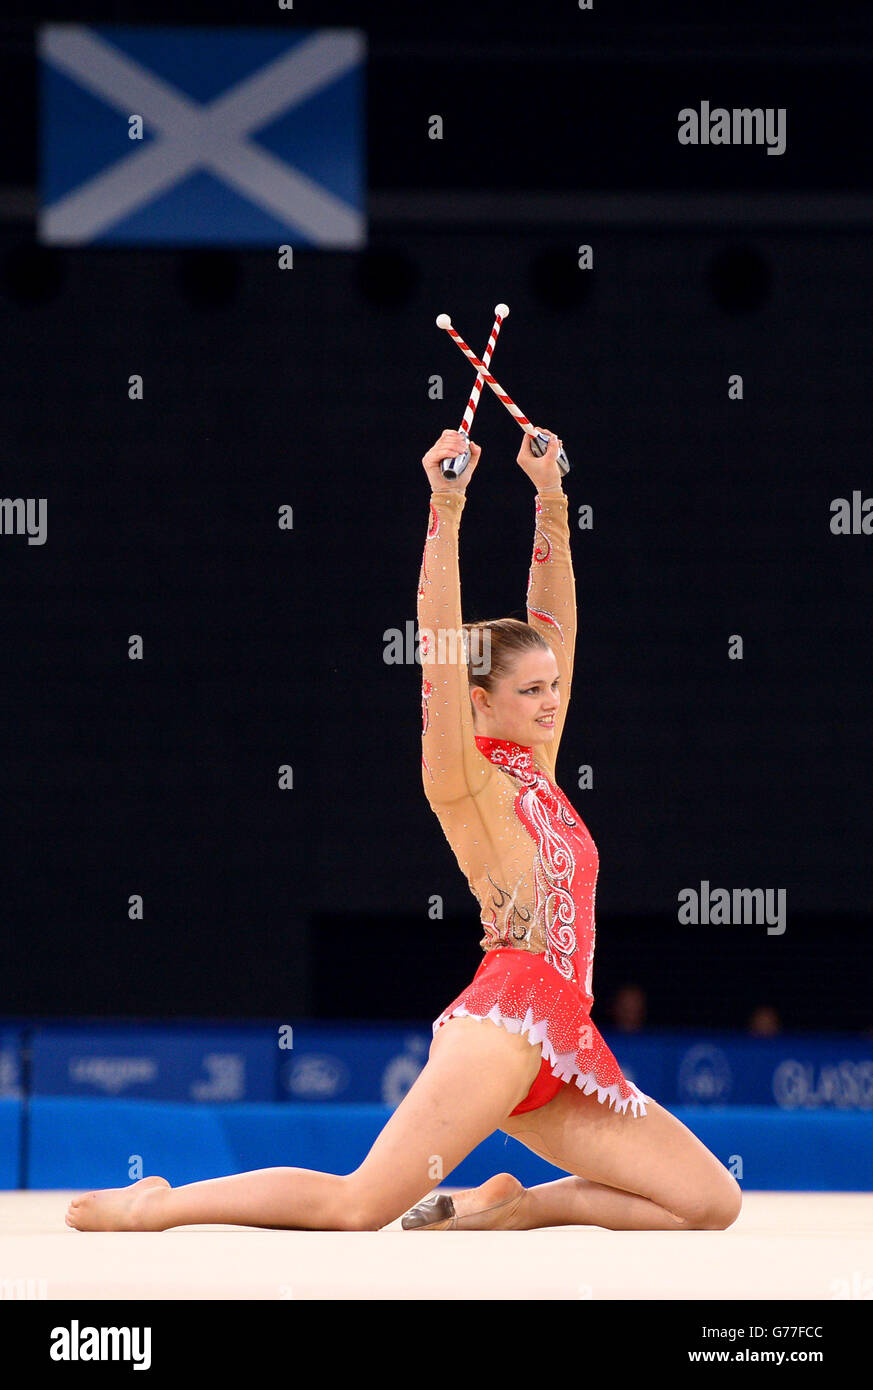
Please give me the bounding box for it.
[421,429,481,492]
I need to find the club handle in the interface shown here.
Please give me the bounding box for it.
[440,434,471,479]
[528,430,570,475]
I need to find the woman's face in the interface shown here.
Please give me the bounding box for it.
[471,647,561,746]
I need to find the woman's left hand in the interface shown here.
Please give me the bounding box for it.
[516,426,564,493]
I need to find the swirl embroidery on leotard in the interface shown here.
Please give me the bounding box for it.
[418,502,446,781]
[481,871,533,946]
[519,781,578,979]
[420,674,433,781]
[419,620,433,780]
[532,497,551,564]
[526,599,565,642]
[417,503,440,600]
[478,741,537,783]
[474,737,579,978]
[479,904,501,948]
[527,498,565,639]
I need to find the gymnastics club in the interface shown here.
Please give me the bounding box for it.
[435,314,570,476]
[439,303,509,479]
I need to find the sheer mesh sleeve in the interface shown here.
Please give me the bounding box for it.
[417,491,490,805]
[526,489,577,779]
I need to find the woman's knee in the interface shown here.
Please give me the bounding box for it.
[338,1173,405,1232]
[710,1176,743,1229]
[682,1174,743,1230]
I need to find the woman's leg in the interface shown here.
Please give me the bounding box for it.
[497,1082,743,1231]
[65,1016,543,1233]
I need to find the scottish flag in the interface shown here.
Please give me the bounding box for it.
[38,24,366,246]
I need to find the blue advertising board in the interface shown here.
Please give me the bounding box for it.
[278,1024,433,1106]
[660,1032,873,1109]
[30,1025,277,1102]
[15,1020,873,1111]
[0,1027,22,1099]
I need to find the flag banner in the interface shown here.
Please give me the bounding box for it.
[38,24,366,246]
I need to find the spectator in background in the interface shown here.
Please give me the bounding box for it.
[747,1004,781,1036]
[609,983,647,1032]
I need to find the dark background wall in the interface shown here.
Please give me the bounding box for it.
[1,2,871,1029]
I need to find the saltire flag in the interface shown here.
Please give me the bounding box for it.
[37,24,366,246]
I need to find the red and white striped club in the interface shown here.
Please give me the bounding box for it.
[438,303,508,479]
[460,302,508,435]
[435,313,570,475]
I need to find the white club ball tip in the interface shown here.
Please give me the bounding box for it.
[494,302,510,318]
[435,313,452,329]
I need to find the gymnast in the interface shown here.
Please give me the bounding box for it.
[66,427,742,1234]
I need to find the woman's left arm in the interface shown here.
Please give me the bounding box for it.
[519,430,576,776]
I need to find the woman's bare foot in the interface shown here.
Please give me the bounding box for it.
[65,1175,171,1232]
[402,1172,526,1231]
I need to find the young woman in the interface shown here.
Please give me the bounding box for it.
[66,426,741,1235]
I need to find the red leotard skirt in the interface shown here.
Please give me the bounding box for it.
[433,947,650,1118]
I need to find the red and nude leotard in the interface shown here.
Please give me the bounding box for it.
[417,485,648,1118]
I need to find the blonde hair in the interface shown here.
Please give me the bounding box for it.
[461,618,550,694]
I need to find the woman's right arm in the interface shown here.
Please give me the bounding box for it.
[417,431,490,805]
